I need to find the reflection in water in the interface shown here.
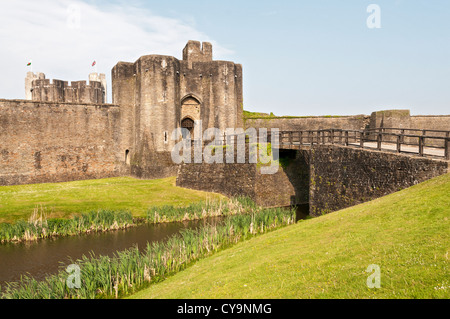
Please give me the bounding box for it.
[0,218,220,287]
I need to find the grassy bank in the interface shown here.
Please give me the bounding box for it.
[1,204,295,299]
[131,173,450,299]
[243,110,343,120]
[0,176,225,223]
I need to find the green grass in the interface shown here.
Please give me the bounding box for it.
[131,173,450,299]
[243,110,343,120]
[0,177,225,223]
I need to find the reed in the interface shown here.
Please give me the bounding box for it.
[1,205,295,299]
[147,197,258,224]
[0,197,256,243]
[0,209,134,243]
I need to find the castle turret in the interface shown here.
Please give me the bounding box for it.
[182,41,213,67]
[29,73,107,104]
[89,73,107,103]
[25,72,45,100]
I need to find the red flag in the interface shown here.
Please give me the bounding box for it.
[92,61,96,67]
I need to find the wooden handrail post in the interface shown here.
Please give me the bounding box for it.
[360,131,364,148]
[419,136,424,156]
[345,131,349,146]
[331,129,335,144]
[446,132,450,160]
[377,133,382,150]
[396,135,401,153]
[445,137,449,160]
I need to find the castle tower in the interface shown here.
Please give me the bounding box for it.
[28,73,107,104]
[25,72,45,100]
[89,73,107,103]
[112,40,244,179]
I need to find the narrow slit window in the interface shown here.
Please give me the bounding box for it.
[125,150,130,165]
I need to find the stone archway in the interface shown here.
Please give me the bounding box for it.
[181,117,195,139]
[181,95,201,122]
[180,95,201,139]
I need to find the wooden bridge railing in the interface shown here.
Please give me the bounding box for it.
[188,128,450,160]
[276,128,449,160]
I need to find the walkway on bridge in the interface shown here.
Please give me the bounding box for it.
[277,127,450,160]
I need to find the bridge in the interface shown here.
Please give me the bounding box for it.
[276,127,449,160]
[179,126,449,216]
[201,127,449,160]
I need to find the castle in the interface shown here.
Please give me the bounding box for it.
[0,40,449,190]
[0,41,244,185]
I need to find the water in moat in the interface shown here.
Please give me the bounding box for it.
[0,218,222,289]
[0,206,309,290]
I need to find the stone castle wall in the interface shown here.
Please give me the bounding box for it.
[245,115,370,132]
[0,99,126,186]
[176,148,310,207]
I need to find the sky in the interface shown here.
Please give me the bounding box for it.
[0,0,449,116]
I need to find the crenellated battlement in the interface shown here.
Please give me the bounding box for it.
[182,40,213,66]
[30,73,107,104]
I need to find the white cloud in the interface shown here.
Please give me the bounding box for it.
[0,0,233,101]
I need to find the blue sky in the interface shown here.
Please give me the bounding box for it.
[0,0,449,116]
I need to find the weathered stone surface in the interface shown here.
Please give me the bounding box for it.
[112,41,244,179]
[309,145,449,216]
[245,115,370,132]
[29,73,107,104]
[0,99,127,186]
[177,142,449,216]
[176,149,310,207]
[370,109,411,130]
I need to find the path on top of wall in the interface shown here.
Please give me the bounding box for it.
[282,141,446,158]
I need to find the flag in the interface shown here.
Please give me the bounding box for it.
[27,62,31,66]
[92,61,96,67]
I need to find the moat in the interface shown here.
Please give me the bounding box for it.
[0,206,309,290]
[0,218,219,289]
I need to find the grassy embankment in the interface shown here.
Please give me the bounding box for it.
[0,176,225,223]
[243,110,343,120]
[131,173,450,299]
